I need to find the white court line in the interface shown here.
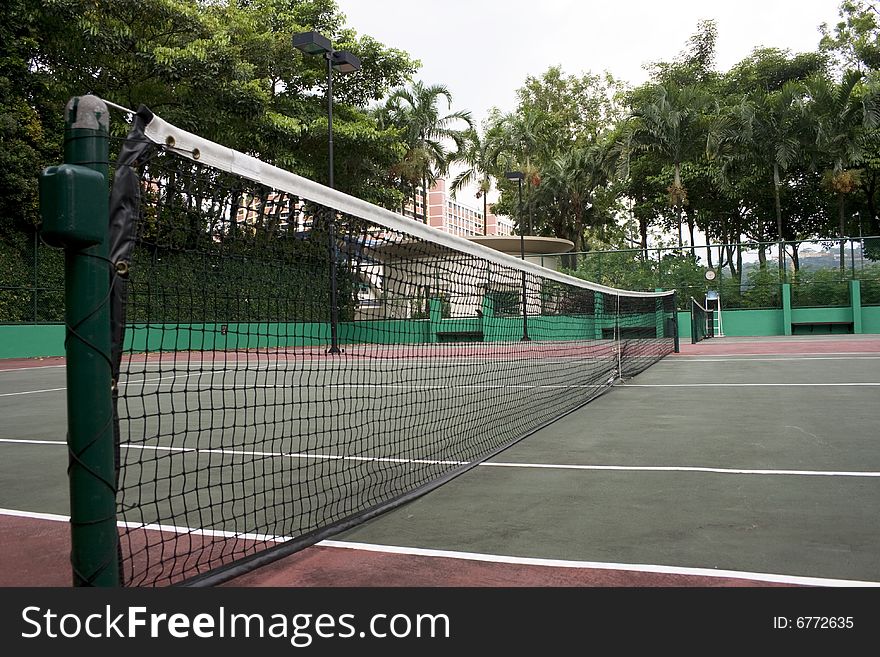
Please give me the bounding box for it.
[675,351,880,358]
[671,356,880,362]
[1,508,875,587]
[0,365,66,373]
[482,462,880,477]
[0,372,199,398]
[319,540,880,588]
[3,439,879,478]
[620,382,880,387]
[0,387,67,397]
[0,439,65,446]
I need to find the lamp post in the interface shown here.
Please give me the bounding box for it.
[293,31,361,355]
[505,171,530,341]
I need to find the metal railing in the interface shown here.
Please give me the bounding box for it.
[542,237,880,310]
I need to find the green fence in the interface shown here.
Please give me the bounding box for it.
[0,231,65,323]
[545,237,880,311]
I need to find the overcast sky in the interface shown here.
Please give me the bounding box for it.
[336,0,844,126]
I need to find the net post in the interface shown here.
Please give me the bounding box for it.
[670,291,680,353]
[39,96,119,586]
[520,271,530,341]
[615,294,621,378]
[327,208,342,354]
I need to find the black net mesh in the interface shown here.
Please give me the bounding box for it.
[690,297,713,344]
[112,133,676,586]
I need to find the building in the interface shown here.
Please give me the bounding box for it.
[404,178,514,237]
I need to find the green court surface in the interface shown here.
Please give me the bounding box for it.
[1,336,879,585]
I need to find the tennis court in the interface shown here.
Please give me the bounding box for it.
[5,98,878,588]
[2,334,879,587]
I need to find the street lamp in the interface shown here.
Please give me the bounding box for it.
[505,171,530,341]
[293,31,361,355]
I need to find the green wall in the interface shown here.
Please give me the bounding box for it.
[862,306,880,333]
[720,309,785,336]
[0,324,65,358]
[4,306,879,360]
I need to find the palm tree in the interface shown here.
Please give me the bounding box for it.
[449,128,494,235]
[623,84,711,249]
[540,145,609,251]
[488,107,548,235]
[804,70,879,270]
[381,82,472,223]
[709,81,808,272]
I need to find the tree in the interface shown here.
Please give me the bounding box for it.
[0,0,420,228]
[622,83,712,249]
[487,67,623,242]
[449,128,494,235]
[488,106,548,233]
[820,0,880,74]
[804,70,880,269]
[380,81,472,223]
[538,145,612,251]
[710,82,810,270]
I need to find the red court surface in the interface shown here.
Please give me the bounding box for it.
[675,335,880,356]
[0,513,787,588]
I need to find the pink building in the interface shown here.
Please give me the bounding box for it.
[404,178,513,237]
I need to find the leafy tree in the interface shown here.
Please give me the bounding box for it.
[804,70,880,269]
[710,82,810,270]
[538,145,612,251]
[379,81,472,222]
[1,0,419,230]
[820,0,880,74]
[449,127,495,235]
[621,83,712,248]
[488,67,623,243]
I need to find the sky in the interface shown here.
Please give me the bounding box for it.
[333,0,846,246]
[335,0,845,126]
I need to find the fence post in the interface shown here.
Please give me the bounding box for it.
[39,96,119,586]
[594,291,605,339]
[781,282,792,336]
[850,279,862,334]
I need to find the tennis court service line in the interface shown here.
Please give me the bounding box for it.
[0,387,67,397]
[318,540,880,588]
[0,365,66,373]
[0,371,202,397]
[671,355,880,362]
[620,382,880,387]
[3,439,879,478]
[0,508,876,588]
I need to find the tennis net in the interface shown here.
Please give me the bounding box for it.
[691,297,713,343]
[107,107,678,586]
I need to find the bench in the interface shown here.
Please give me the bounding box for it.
[435,330,484,343]
[790,321,853,334]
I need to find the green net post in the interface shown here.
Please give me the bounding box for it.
[39,96,118,586]
[665,290,680,353]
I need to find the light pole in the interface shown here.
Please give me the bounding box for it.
[505,171,530,341]
[293,31,361,355]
